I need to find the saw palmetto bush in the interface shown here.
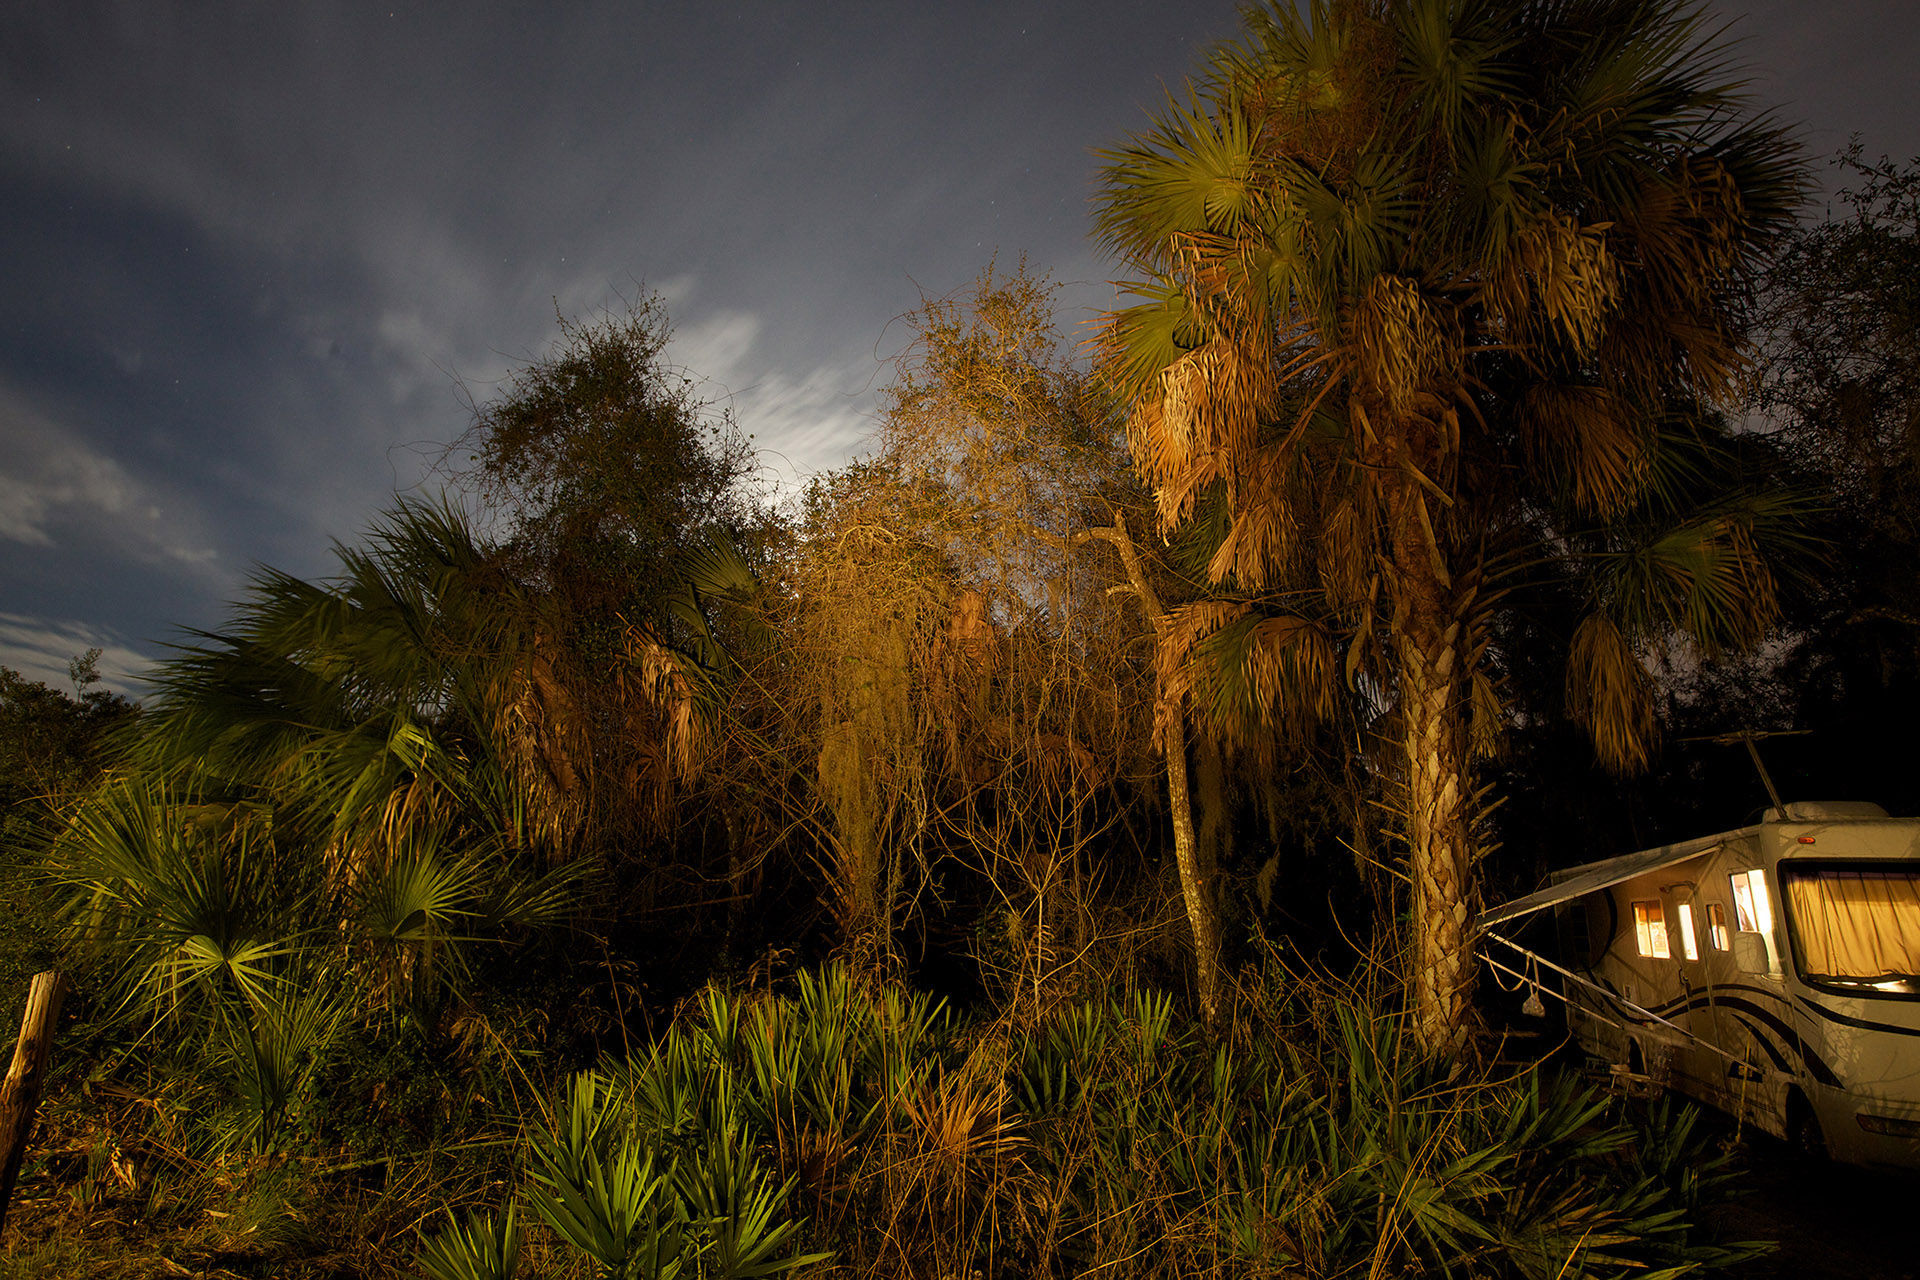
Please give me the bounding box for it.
[417,969,931,1279]
[623,970,1024,1277]
[1012,965,1763,1279]
[419,1071,825,1280]
[413,962,1759,1280]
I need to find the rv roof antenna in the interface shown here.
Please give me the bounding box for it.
[1683,729,1809,816]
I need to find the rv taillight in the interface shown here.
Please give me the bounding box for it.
[1797,836,1816,844]
[1856,1112,1920,1140]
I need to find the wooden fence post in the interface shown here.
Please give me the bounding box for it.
[0,970,67,1237]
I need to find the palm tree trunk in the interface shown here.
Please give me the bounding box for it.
[1391,504,1477,1058]
[1091,511,1225,1023]
[1163,703,1223,1022]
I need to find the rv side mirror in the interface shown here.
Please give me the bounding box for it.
[1732,932,1769,974]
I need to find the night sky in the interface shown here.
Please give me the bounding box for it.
[3,1,1916,696]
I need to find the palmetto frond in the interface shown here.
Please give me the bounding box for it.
[418,1206,523,1280]
[217,967,348,1154]
[1560,477,1809,775]
[1575,431,1817,641]
[355,828,487,1007]
[1565,613,1661,773]
[58,783,303,1022]
[1093,93,1263,268]
[1189,608,1340,744]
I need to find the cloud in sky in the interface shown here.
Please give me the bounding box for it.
[730,360,883,497]
[0,382,219,570]
[0,611,153,697]
[0,0,1915,703]
[665,308,880,493]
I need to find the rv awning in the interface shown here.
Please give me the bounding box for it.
[1478,831,1730,929]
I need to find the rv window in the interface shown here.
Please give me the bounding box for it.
[1706,903,1730,951]
[1731,872,1764,932]
[1747,871,1774,932]
[1632,902,1670,959]
[1677,903,1700,960]
[1782,865,1920,995]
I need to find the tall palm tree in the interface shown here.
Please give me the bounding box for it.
[1096,0,1804,1053]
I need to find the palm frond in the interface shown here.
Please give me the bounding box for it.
[1566,612,1660,772]
[225,968,347,1153]
[418,1206,523,1280]
[58,782,305,1022]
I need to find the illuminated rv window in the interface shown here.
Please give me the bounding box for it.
[1706,903,1730,951]
[1747,871,1774,933]
[1781,864,1920,997]
[1632,902,1670,959]
[1731,874,1758,932]
[1677,903,1700,960]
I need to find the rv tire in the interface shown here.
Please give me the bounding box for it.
[1786,1094,1827,1164]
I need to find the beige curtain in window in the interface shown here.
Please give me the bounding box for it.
[1786,870,1920,980]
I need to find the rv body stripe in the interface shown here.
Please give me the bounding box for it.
[1624,988,1841,1086]
[1728,1013,1792,1072]
[1708,997,1839,1086]
[1794,996,1920,1040]
[1645,982,1790,1018]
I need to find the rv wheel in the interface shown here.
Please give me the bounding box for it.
[1786,1096,1828,1164]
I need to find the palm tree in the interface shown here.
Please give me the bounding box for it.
[1096,0,1804,1053]
[90,502,772,1022]
[127,501,591,863]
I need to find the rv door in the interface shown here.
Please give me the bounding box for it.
[1664,888,1718,1096]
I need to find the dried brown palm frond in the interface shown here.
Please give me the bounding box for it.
[1346,274,1458,420]
[487,642,593,855]
[622,620,712,784]
[877,1049,1035,1280]
[1481,212,1621,356]
[1154,601,1250,734]
[1134,336,1274,529]
[1317,489,1379,614]
[1519,384,1652,519]
[1565,613,1660,774]
[899,1067,1026,1174]
[1206,446,1313,589]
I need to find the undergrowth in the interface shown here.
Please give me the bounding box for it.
[3,960,1763,1278]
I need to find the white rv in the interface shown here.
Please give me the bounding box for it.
[1480,801,1920,1168]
